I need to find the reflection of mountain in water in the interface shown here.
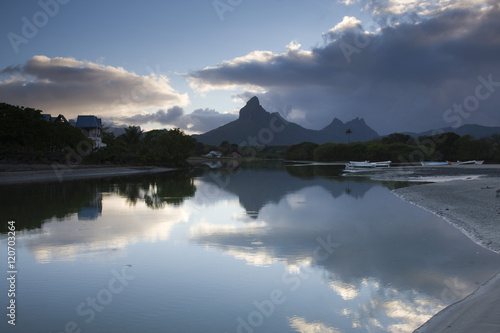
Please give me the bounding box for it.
[191,180,500,329]
[199,162,375,218]
[0,171,195,233]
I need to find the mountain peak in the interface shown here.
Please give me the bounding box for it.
[330,117,344,126]
[246,96,260,107]
[346,117,365,124]
[239,96,270,122]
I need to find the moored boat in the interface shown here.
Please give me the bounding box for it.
[344,160,391,172]
[449,160,477,165]
[347,161,377,168]
[420,161,449,166]
[373,161,392,167]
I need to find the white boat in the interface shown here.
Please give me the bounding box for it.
[374,161,392,167]
[420,161,449,166]
[475,160,485,165]
[347,161,377,168]
[344,160,391,172]
[450,160,477,165]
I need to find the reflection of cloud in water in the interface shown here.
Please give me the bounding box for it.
[23,195,189,263]
[190,180,500,332]
[288,316,341,333]
[330,276,440,333]
[383,298,439,333]
[329,278,360,300]
[190,221,276,267]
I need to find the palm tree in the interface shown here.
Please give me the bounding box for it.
[121,126,143,145]
[345,128,352,143]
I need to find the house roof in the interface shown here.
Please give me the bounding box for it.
[54,114,69,123]
[76,115,102,128]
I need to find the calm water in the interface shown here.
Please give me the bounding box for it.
[1,162,499,333]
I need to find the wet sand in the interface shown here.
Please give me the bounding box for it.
[383,165,500,333]
[0,164,176,184]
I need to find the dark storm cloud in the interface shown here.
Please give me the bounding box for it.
[189,4,500,133]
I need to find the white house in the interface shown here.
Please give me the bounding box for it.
[203,150,222,158]
[76,115,106,148]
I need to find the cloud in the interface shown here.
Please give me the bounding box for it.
[188,41,315,92]
[0,55,189,119]
[365,0,496,18]
[325,16,363,35]
[288,317,341,333]
[110,106,237,134]
[188,4,500,133]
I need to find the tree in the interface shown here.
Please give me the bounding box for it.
[119,126,143,146]
[0,102,90,162]
[219,140,231,155]
[382,133,415,145]
[101,126,116,146]
[285,142,319,161]
[345,128,352,143]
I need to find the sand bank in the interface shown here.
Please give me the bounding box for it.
[384,165,500,332]
[393,177,500,253]
[0,164,176,184]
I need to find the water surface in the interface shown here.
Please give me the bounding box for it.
[1,162,499,333]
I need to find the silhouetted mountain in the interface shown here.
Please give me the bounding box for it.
[404,124,500,138]
[319,117,379,142]
[192,97,379,145]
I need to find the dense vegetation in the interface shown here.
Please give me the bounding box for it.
[0,103,196,166]
[286,132,500,163]
[0,103,91,163]
[89,126,196,166]
[194,140,288,159]
[284,142,319,161]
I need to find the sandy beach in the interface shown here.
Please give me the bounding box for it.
[0,164,176,184]
[380,165,500,333]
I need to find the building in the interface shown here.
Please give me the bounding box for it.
[76,115,106,148]
[203,150,222,158]
[41,114,69,124]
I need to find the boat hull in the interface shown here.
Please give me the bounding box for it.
[420,161,449,166]
[345,161,391,172]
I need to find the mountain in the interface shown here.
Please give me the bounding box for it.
[192,96,379,145]
[404,124,500,139]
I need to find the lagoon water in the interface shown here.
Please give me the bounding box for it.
[1,162,500,333]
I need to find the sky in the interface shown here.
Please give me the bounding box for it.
[1,0,499,135]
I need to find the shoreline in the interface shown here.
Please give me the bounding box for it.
[0,164,177,184]
[392,177,500,254]
[378,165,500,333]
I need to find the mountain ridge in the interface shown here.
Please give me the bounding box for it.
[403,124,500,139]
[192,97,379,145]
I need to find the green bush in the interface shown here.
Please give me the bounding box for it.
[285,142,319,161]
